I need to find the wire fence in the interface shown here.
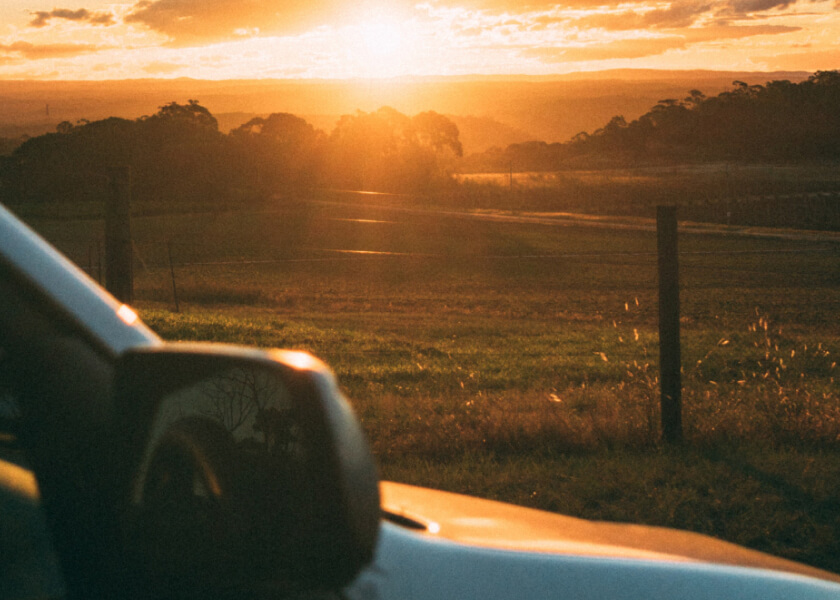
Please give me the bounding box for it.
[41,203,840,438]
[53,226,839,336]
[37,195,838,316]
[53,238,839,269]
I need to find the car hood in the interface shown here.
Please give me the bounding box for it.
[379,481,840,585]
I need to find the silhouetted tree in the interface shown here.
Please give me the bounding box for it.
[325,106,462,192]
[491,70,840,169]
[230,112,325,191]
[0,136,26,158]
[0,100,236,207]
[148,99,219,129]
[134,100,233,204]
[412,111,463,157]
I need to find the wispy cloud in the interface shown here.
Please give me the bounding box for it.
[0,41,104,58]
[718,0,799,15]
[683,23,802,39]
[527,36,691,61]
[759,45,840,68]
[124,0,350,45]
[452,0,816,12]
[29,8,116,28]
[525,23,801,62]
[0,0,833,77]
[572,1,717,31]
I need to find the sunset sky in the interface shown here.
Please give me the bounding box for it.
[1,0,838,80]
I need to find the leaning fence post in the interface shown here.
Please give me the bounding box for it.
[657,205,683,444]
[104,166,133,304]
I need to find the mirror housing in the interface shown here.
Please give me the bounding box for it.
[112,344,380,596]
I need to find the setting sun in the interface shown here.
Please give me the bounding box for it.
[360,20,404,59]
[347,17,416,78]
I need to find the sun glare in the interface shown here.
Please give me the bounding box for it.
[348,17,414,78]
[360,20,404,58]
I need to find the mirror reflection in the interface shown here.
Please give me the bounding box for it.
[134,366,305,502]
[126,366,314,590]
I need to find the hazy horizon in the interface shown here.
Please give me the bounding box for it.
[3,1,835,142]
[0,67,817,84]
[0,68,816,151]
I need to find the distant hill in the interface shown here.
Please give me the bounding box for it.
[464,71,840,172]
[0,70,810,149]
[448,115,535,153]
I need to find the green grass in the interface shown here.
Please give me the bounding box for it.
[139,303,839,452]
[131,296,840,573]
[15,189,840,574]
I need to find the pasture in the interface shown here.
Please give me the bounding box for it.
[20,189,840,573]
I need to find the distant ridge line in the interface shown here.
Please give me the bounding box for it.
[0,68,814,86]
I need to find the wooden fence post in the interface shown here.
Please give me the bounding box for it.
[657,205,683,444]
[104,166,133,304]
[168,240,180,313]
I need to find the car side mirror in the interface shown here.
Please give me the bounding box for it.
[112,344,380,596]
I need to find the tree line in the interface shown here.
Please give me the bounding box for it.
[2,69,839,211]
[463,70,840,172]
[0,101,463,207]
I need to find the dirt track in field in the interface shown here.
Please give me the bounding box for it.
[310,194,840,245]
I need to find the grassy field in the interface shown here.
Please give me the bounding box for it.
[17,189,840,573]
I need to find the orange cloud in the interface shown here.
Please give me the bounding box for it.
[454,0,600,8]
[0,41,104,58]
[574,2,716,31]
[461,0,824,34]
[124,0,357,45]
[457,0,814,10]
[29,8,116,28]
[526,23,801,62]
[759,46,840,69]
[682,24,801,39]
[529,37,690,61]
[718,0,798,14]
[575,5,807,30]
